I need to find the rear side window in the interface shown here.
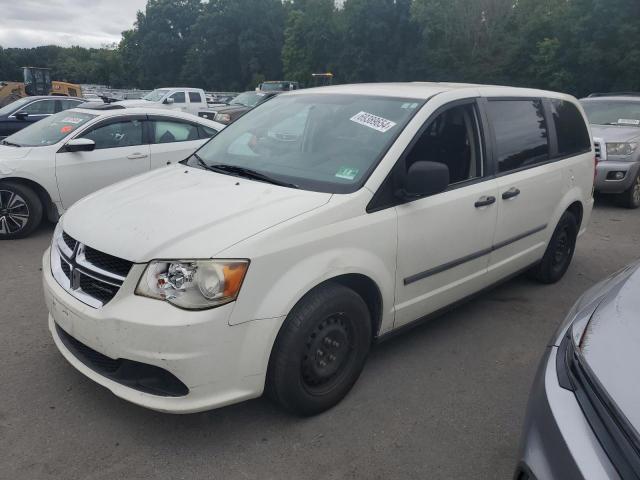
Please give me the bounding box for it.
[550,100,591,156]
[152,120,199,143]
[198,125,219,139]
[189,92,202,103]
[487,99,549,173]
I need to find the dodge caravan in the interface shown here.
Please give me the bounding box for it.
[43,83,595,416]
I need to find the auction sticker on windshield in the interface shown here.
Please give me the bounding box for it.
[350,111,396,133]
[335,166,359,180]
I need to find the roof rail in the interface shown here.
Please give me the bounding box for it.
[587,92,640,98]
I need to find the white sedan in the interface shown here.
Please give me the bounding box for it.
[0,106,224,238]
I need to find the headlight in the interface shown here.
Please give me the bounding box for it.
[135,259,249,310]
[606,142,638,156]
[214,113,231,123]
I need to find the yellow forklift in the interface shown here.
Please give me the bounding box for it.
[0,67,82,107]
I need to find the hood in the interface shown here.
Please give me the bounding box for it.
[579,263,640,432]
[590,125,640,143]
[62,165,331,262]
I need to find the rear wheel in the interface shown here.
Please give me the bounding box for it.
[0,182,43,239]
[618,172,640,209]
[528,211,578,284]
[266,283,372,416]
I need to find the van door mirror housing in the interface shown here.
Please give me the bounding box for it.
[401,161,450,199]
[163,97,175,105]
[65,138,96,153]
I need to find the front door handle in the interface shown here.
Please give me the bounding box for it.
[475,196,496,208]
[127,153,148,160]
[502,187,521,200]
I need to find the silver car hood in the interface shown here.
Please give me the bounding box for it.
[580,263,640,432]
[591,125,640,143]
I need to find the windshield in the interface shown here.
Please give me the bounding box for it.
[142,89,170,102]
[230,92,265,108]
[187,93,423,193]
[581,100,640,127]
[4,110,96,147]
[0,97,32,116]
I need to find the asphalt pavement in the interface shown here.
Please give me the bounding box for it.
[1,197,639,480]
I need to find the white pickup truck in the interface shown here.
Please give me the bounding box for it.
[115,87,208,115]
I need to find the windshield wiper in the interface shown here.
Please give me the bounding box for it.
[208,164,298,188]
[1,139,21,147]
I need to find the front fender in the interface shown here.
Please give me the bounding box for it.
[229,246,395,331]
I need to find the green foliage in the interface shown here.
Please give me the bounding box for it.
[1,0,640,96]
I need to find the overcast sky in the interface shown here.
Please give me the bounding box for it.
[0,0,148,49]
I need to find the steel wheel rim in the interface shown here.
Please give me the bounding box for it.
[301,313,355,395]
[0,189,29,235]
[553,225,572,268]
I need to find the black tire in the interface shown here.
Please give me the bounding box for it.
[266,283,372,416]
[0,181,43,239]
[528,211,578,284]
[617,172,640,209]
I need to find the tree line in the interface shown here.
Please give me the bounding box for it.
[1,0,639,97]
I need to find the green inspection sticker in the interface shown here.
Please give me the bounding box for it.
[335,166,359,180]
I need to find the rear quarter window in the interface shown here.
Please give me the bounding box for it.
[189,92,202,103]
[550,99,591,156]
[487,99,549,173]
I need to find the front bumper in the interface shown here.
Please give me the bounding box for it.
[594,160,640,194]
[515,346,620,480]
[43,248,283,413]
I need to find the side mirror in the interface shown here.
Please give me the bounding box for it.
[14,112,29,121]
[163,97,174,105]
[401,161,450,199]
[65,138,96,153]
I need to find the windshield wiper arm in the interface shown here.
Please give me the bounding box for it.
[1,139,21,147]
[208,164,298,188]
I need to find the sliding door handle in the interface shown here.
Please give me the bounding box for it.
[475,196,496,208]
[502,187,521,200]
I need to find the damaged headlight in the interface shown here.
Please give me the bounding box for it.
[135,259,249,310]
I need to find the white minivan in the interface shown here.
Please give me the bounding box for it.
[43,83,595,416]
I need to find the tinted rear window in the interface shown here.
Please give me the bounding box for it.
[189,92,202,103]
[550,100,590,156]
[487,99,549,173]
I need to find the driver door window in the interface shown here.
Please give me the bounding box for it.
[169,92,185,104]
[404,104,483,186]
[19,100,57,116]
[81,120,144,149]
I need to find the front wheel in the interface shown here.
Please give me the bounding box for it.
[528,211,578,284]
[618,172,640,209]
[266,283,372,416]
[0,182,43,239]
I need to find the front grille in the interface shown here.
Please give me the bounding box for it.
[52,231,133,308]
[56,324,189,397]
[79,274,120,304]
[62,231,77,251]
[84,246,133,278]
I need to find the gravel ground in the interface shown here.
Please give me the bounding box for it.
[1,197,638,480]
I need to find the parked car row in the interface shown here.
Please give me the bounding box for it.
[0,106,223,238]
